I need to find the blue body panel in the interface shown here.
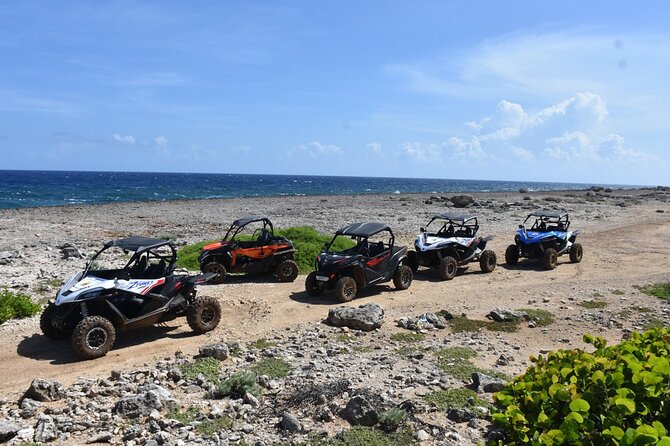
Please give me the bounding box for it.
[517,230,568,245]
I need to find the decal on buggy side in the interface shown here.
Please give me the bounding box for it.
[118,278,166,295]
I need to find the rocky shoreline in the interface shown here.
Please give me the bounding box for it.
[0,187,669,445]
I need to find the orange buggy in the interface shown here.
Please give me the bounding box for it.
[198,216,298,284]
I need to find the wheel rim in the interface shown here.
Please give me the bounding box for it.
[86,327,108,350]
[448,264,455,275]
[343,281,355,298]
[201,306,216,324]
[281,263,293,276]
[205,263,224,277]
[401,269,411,285]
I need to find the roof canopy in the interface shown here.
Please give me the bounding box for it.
[231,216,270,227]
[336,222,391,237]
[105,236,173,252]
[528,210,568,219]
[432,214,476,223]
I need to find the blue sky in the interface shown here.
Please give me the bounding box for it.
[1,1,669,185]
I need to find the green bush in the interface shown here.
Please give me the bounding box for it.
[378,408,408,432]
[250,357,292,379]
[176,226,355,274]
[0,289,41,324]
[639,282,670,301]
[180,357,221,383]
[217,372,260,399]
[490,328,670,445]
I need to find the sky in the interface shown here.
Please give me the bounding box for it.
[0,1,669,185]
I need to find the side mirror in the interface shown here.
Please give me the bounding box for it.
[420,227,425,233]
[518,224,523,229]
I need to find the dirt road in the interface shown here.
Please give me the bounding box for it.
[2,217,669,397]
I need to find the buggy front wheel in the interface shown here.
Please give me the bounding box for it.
[569,243,583,263]
[505,245,519,266]
[72,316,116,360]
[305,272,325,297]
[542,248,558,270]
[393,264,413,290]
[275,259,299,282]
[187,296,221,333]
[479,250,497,273]
[40,302,71,340]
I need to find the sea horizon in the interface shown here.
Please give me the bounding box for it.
[0,169,651,210]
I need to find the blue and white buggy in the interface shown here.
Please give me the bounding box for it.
[505,211,583,270]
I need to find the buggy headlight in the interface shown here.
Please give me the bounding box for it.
[76,287,105,300]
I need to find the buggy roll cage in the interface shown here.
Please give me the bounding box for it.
[522,211,571,232]
[83,237,177,277]
[422,214,479,238]
[222,216,274,242]
[324,223,395,254]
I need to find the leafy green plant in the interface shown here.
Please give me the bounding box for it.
[639,282,670,301]
[176,226,355,273]
[180,357,221,383]
[0,289,41,324]
[217,372,260,398]
[250,357,291,379]
[490,327,670,445]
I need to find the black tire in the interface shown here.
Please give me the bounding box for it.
[335,276,357,302]
[40,302,70,340]
[505,245,519,266]
[275,259,299,282]
[187,296,221,334]
[202,262,227,284]
[305,272,325,296]
[393,264,413,290]
[542,248,558,270]
[569,243,583,263]
[437,256,458,280]
[71,316,116,360]
[406,251,419,273]
[479,250,497,273]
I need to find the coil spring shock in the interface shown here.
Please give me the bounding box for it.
[80,302,89,318]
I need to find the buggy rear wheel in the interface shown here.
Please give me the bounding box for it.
[393,264,413,290]
[569,243,583,263]
[202,262,227,284]
[72,316,116,360]
[542,248,558,270]
[479,250,497,273]
[335,276,357,302]
[438,256,458,280]
[187,296,221,334]
[305,272,325,296]
[505,245,519,266]
[40,302,71,340]
[275,259,299,282]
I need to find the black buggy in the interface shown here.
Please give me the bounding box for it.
[41,236,220,359]
[305,223,413,302]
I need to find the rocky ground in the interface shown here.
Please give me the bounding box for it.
[0,186,669,445]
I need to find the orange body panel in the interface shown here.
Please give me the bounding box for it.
[230,243,290,266]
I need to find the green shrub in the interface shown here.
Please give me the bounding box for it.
[217,372,260,398]
[423,388,491,411]
[250,357,291,379]
[168,406,201,424]
[448,315,520,333]
[247,338,277,350]
[0,289,41,324]
[196,416,233,436]
[176,226,355,274]
[639,282,670,301]
[490,328,670,445]
[389,332,425,343]
[378,408,408,432]
[180,357,221,383]
[578,300,608,309]
[518,308,555,327]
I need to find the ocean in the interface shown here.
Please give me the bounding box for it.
[0,170,638,209]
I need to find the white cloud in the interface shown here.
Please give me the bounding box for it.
[289,141,343,158]
[511,146,535,163]
[367,142,382,154]
[155,135,168,147]
[112,133,135,145]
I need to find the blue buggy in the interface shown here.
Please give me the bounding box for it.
[505,211,583,270]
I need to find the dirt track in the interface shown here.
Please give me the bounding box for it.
[2,210,669,397]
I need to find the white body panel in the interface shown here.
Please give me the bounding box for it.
[55,273,165,305]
